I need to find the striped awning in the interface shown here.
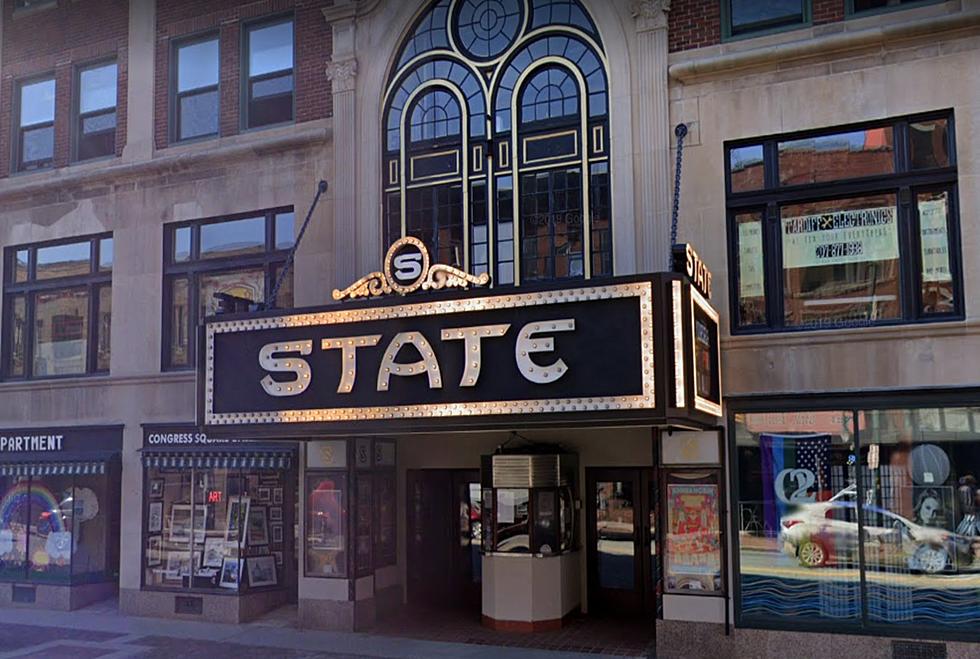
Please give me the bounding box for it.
[140,450,292,470]
[0,461,108,477]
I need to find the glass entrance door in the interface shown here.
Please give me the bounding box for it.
[586,468,658,616]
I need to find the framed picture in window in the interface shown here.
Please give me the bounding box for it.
[273,487,283,505]
[169,504,193,544]
[147,535,162,567]
[248,506,269,546]
[258,487,270,502]
[219,557,243,589]
[247,555,277,588]
[273,550,283,566]
[149,479,164,499]
[225,496,250,544]
[269,506,283,522]
[272,524,283,544]
[166,551,191,579]
[148,501,163,533]
[202,537,225,568]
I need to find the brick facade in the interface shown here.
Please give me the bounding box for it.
[669,0,849,53]
[0,0,129,178]
[154,0,334,150]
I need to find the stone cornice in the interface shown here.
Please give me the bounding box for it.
[669,8,980,82]
[0,120,332,204]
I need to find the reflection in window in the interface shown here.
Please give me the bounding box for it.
[17,78,55,171]
[4,235,111,379]
[162,210,293,369]
[520,168,583,282]
[76,62,117,161]
[520,67,578,125]
[779,127,894,186]
[735,212,766,327]
[728,0,805,36]
[245,19,294,129]
[495,489,530,552]
[596,480,634,589]
[306,473,347,577]
[174,37,219,141]
[406,185,464,268]
[917,190,956,315]
[781,195,900,328]
[729,144,764,193]
[734,411,861,624]
[910,118,950,170]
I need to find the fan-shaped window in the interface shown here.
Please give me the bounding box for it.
[520,67,578,125]
[410,90,462,143]
[383,0,610,285]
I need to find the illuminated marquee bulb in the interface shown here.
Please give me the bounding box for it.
[440,323,510,387]
[322,334,382,393]
[377,331,443,391]
[259,341,313,397]
[515,319,575,384]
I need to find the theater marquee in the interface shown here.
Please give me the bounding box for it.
[199,242,722,436]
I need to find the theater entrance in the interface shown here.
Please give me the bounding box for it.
[586,467,659,618]
[406,469,483,611]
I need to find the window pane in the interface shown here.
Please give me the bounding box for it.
[730,0,804,34]
[178,89,219,140]
[33,287,89,376]
[173,227,191,262]
[22,125,54,167]
[14,250,29,282]
[20,78,55,127]
[730,144,765,193]
[78,111,116,161]
[143,466,193,589]
[736,211,767,326]
[28,475,74,583]
[0,476,29,579]
[520,168,583,282]
[306,473,347,578]
[781,195,900,328]
[918,190,955,315]
[199,217,266,259]
[177,38,219,92]
[596,481,634,588]
[98,238,113,271]
[199,269,265,318]
[590,162,612,277]
[910,118,951,170]
[860,407,980,629]
[248,21,293,77]
[734,411,861,625]
[82,112,116,135]
[96,285,111,371]
[36,241,92,280]
[274,212,295,250]
[779,127,895,186]
[406,185,464,268]
[852,0,921,12]
[248,79,293,128]
[80,63,117,113]
[252,73,293,99]
[8,295,26,377]
[167,278,189,367]
[495,489,530,553]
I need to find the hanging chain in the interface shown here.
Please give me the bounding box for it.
[669,123,688,269]
[265,180,328,310]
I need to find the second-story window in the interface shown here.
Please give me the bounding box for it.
[163,209,295,369]
[75,61,118,161]
[16,77,55,172]
[724,0,809,39]
[244,18,294,129]
[2,235,113,379]
[174,35,220,142]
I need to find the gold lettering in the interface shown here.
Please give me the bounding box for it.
[259,341,313,397]
[321,335,382,394]
[377,332,443,391]
[515,320,575,384]
[441,324,510,387]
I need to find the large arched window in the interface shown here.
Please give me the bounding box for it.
[382,0,610,285]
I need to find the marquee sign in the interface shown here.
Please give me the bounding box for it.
[199,244,722,437]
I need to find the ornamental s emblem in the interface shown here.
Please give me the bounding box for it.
[332,236,490,300]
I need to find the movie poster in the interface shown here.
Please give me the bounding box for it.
[665,482,722,594]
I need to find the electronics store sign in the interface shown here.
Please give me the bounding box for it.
[201,239,655,433]
[782,206,899,268]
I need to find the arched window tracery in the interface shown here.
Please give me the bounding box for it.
[383,0,610,285]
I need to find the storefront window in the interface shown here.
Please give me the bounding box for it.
[0,476,29,579]
[143,466,288,592]
[734,404,980,636]
[305,473,347,578]
[726,112,962,332]
[495,488,530,553]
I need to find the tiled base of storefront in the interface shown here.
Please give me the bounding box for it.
[656,619,977,659]
[0,581,116,611]
[119,587,289,624]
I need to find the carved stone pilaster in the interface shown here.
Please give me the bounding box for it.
[325,58,358,94]
[632,0,671,32]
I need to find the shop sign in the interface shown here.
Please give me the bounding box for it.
[736,222,764,299]
[142,425,240,447]
[919,199,951,282]
[672,243,712,299]
[0,426,122,453]
[781,206,899,269]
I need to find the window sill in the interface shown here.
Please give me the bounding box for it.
[669,1,978,82]
[723,315,978,350]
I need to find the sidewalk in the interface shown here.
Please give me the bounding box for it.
[0,604,643,659]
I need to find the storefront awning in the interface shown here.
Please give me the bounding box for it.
[0,451,118,477]
[140,448,293,470]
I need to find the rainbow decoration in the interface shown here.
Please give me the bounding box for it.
[0,481,65,534]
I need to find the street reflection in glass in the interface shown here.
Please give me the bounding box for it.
[596,480,634,589]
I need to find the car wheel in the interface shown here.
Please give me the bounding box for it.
[798,540,827,568]
[911,544,948,574]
